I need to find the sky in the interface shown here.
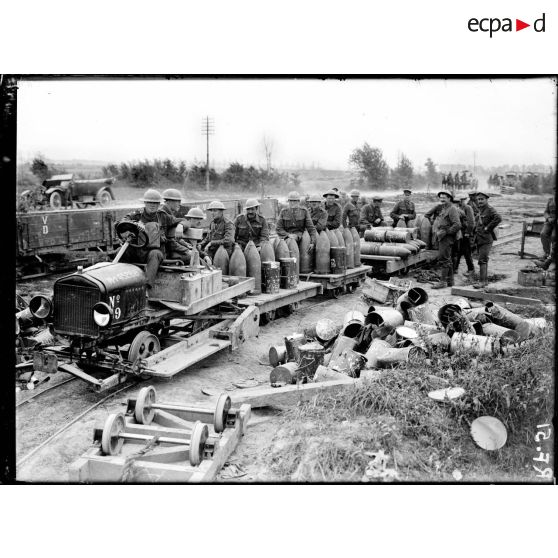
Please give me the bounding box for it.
[16,78,557,170]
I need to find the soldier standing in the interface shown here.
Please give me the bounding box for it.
[234,198,270,250]
[117,189,171,289]
[472,192,502,289]
[199,200,235,260]
[307,194,328,233]
[390,189,416,227]
[455,195,476,277]
[359,196,386,233]
[276,191,317,245]
[467,191,479,218]
[540,196,556,259]
[424,191,461,289]
[323,189,342,230]
[342,189,361,229]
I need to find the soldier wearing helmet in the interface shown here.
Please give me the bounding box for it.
[234,198,270,251]
[276,191,317,245]
[342,189,361,229]
[199,200,235,260]
[390,189,416,227]
[323,189,342,230]
[359,196,386,234]
[307,194,328,233]
[117,188,173,289]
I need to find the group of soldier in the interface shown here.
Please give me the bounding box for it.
[441,171,475,190]
[117,184,552,294]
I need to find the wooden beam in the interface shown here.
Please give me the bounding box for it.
[450,287,542,306]
[229,377,358,409]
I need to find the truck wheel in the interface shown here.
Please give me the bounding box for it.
[49,191,63,209]
[97,190,113,207]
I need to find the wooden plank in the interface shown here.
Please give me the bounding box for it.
[385,250,429,274]
[493,233,521,248]
[182,277,255,315]
[229,377,358,409]
[360,255,402,262]
[450,287,542,306]
[236,282,322,312]
[299,265,371,281]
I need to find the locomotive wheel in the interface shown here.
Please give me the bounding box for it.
[135,386,157,425]
[189,421,209,466]
[49,191,63,209]
[128,331,160,364]
[214,394,232,433]
[101,413,126,455]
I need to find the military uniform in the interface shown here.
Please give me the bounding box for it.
[455,203,476,273]
[541,197,556,257]
[118,208,173,287]
[200,216,235,259]
[159,203,204,264]
[342,201,360,229]
[425,203,461,286]
[390,199,416,226]
[276,207,317,243]
[475,203,502,267]
[234,213,270,250]
[325,202,342,230]
[309,206,328,233]
[359,204,385,231]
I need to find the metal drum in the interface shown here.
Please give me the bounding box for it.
[330,246,346,274]
[279,257,298,289]
[262,261,280,294]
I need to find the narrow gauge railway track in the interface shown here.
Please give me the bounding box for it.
[16,377,77,408]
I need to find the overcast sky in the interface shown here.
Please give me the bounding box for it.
[16,78,557,170]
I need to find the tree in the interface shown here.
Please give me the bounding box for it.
[348,143,389,189]
[30,156,50,182]
[424,158,439,187]
[393,154,413,188]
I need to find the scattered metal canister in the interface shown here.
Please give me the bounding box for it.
[394,325,418,346]
[270,362,299,386]
[304,318,340,344]
[366,307,404,328]
[297,342,326,380]
[341,310,365,338]
[284,333,306,362]
[269,344,287,367]
[485,302,526,330]
[407,303,440,326]
[330,348,367,377]
[524,317,548,337]
[449,332,500,356]
[376,346,427,368]
[463,307,490,324]
[330,246,346,274]
[403,320,441,334]
[329,335,357,363]
[364,339,392,368]
[481,323,521,344]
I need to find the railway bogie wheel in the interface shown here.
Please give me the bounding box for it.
[49,191,63,209]
[135,385,157,425]
[128,331,160,364]
[214,394,232,433]
[265,309,276,323]
[189,421,209,466]
[330,287,341,299]
[101,413,126,456]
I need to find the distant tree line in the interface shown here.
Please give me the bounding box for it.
[349,143,441,190]
[487,171,555,194]
[102,159,300,191]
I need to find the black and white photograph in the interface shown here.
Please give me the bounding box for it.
[5,75,555,485]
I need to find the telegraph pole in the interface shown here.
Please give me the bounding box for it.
[201,116,214,192]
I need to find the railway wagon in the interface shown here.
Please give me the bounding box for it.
[16,197,280,278]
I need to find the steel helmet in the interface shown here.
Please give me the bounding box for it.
[323,189,340,199]
[244,198,260,210]
[207,200,226,210]
[186,207,206,219]
[140,189,162,203]
[349,189,360,197]
[308,194,323,203]
[287,191,301,201]
[161,188,183,201]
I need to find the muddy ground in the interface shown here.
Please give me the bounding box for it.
[15,191,554,482]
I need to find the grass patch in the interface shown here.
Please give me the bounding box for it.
[263,325,554,482]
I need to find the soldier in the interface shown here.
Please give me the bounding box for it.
[468,191,479,217]
[390,189,416,227]
[169,207,211,265]
[360,196,386,233]
[454,172,461,191]
[447,173,454,192]
[117,188,172,289]
[451,198,467,275]
[472,192,502,289]
[424,191,461,289]
[323,189,342,230]
[342,189,361,229]
[199,200,235,260]
[307,194,328,233]
[276,191,317,245]
[234,198,270,250]
[540,196,556,259]
[454,195,476,277]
